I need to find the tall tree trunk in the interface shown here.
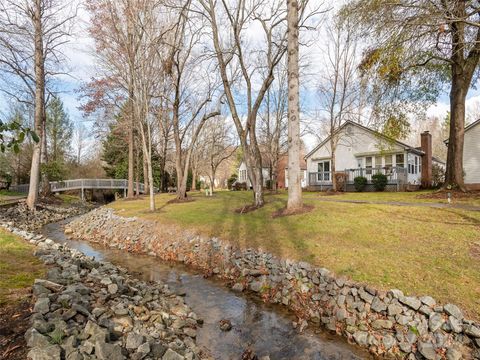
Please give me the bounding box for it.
[142,147,149,194]
[445,66,467,190]
[126,0,135,199]
[40,113,50,196]
[286,0,302,211]
[331,138,337,192]
[26,0,45,210]
[244,145,264,207]
[127,97,135,198]
[191,168,197,191]
[135,147,140,197]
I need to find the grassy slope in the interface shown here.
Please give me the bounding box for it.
[321,190,480,206]
[109,191,480,319]
[0,229,45,305]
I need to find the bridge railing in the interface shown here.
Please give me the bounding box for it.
[10,179,146,194]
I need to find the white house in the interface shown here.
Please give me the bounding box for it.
[463,119,480,190]
[305,121,444,191]
[237,161,271,188]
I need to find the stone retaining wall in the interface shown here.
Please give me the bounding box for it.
[0,222,207,360]
[69,207,480,359]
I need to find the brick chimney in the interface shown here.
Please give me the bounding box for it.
[421,131,432,188]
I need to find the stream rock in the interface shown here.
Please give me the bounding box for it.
[1,218,203,360]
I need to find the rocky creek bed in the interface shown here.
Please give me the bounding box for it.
[64,207,480,360]
[1,223,207,360]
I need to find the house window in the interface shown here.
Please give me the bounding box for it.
[366,156,372,174]
[408,155,420,174]
[240,169,247,182]
[396,154,405,169]
[375,156,382,168]
[317,161,330,181]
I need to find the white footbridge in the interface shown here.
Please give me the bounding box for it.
[10,179,146,200]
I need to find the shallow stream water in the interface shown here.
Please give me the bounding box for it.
[43,219,370,360]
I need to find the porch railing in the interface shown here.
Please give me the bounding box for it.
[344,166,407,183]
[308,166,407,187]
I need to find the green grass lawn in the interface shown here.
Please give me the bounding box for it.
[0,189,25,202]
[0,229,45,305]
[109,190,480,319]
[315,190,480,207]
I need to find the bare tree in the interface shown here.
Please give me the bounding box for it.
[0,0,75,209]
[166,2,220,200]
[72,122,88,165]
[86,0,146,199]
[197,0,318,207]
[317,17,359,191]
[286,0,302,210]
[258,64,288,192]
[198,116,237,194]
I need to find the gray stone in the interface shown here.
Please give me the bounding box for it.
[32,319,54,334]
[34,279,63,292]
[151,343,168,358]
[420,296,436,307]
[388,303,403,316]
[446,348,462,360]
[162,348,184,360]
[371,297,387,313]
[419,305,433,316]
[66,351,83,360]
[417,342,436,360]
[84,320,109,342]
[465,324,480,338]
[219,319,232,331]
[382,335,395,350]
[95,341,125,360]
[399,296,421,310]
[92,307,107,318]
[429,313,444,332]
[137,342,151,355]
[444,304,463,320]
[358,288,373,304]
[126,333,144,349]
[336,308,347,321]
[232,283,244,292]
[26,329,51,348]
[108,283,118,294]
[371,319,393,329]
[399,342,411,353]
[448,316,463,333]
[353,331,368,346]
[27,345,62,360]
[389,289,404,299]
[183,327,197,338]
[250,281,263,292]
[34,297,50,315]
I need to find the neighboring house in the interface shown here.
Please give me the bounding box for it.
[463,119,480,190]
[305,121,444,191]
[237,153,308,190]
[237,161,271,188]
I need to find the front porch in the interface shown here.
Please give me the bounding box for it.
[307,166,408,192]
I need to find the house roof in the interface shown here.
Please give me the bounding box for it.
[443,118,480,144]
[305,120,424,160]
[465,118,480,132]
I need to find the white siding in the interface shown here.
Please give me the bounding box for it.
[306,123,405,177]
[237,161,271,187]
[464,123,480,184]
[406,153,422,185]
[285,169,307,188]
